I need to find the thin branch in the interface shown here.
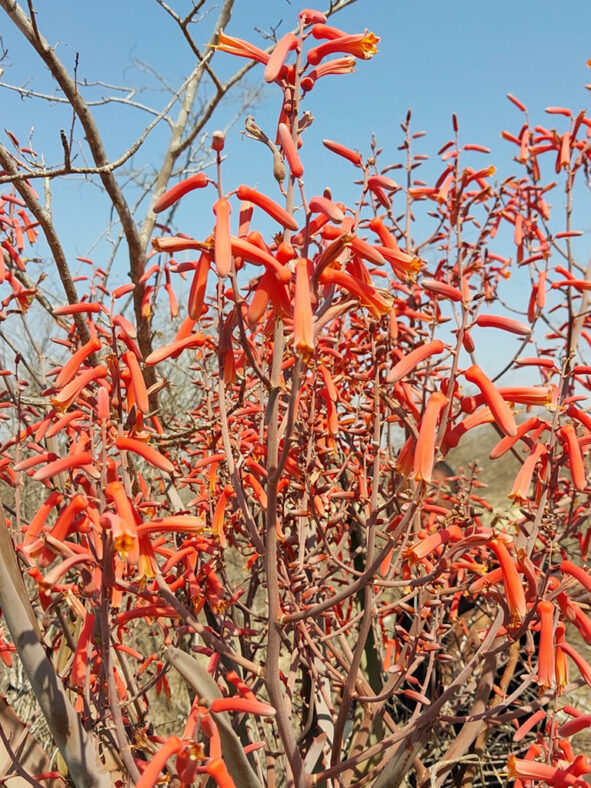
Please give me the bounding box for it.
[0,66,203,186]
[0,0,153,367]
[0,141,91,345]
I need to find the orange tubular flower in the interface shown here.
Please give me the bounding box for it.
[106,480,137,530]
[122,351,149,414]
[46,492,88,542]
[201,758,237,788]
[536,600,555,690]
[14,452,57,473]
[277,123,304,178]
[318,363,338,401]
[209,697,275,716]
[307,30,379,66]
[555,622,569,693]
[144,333,206,366]
[212,485,233,547]
[53,302,101,316]
[367,217,402,249]
[559,714,591,737]
[558,423,586,492]
[71,611,96,687]
[387,340,445,384]
[213,199,232,277]
[464,365,516,437]
[396,435,414,477]
[507,757,582,785]
[236,185,298,230]
[188,253,210,319]
[406,524,462,563]
[101,511,139,564]
[368,174,398,192]
[464,385,555,413]
[136,515,205,537]
[559,640,591,687]
[32,452,94,482]
[54,337,102,388]
[489,417,541,460]
[115,436,174,475]
[152,236,208,254]
[294,258,314,361]
[349,236,386,266]
[422,278,463,302]
[488,539,527,627]
[304,56,356,89]
[214,30,270,66]
[560,559,591,595]
[508,442,547,503]
[247,271,291,328]
[443,407,494,450]
[153,173,208,213]
[375,245,423,280]
[136,736,183,788]
[264,32,298,83]
[474,314,531,336]
[513,709,546,743]
[570,603,591,645]
[112,313,137,340]
[322,139,362,166]
[230,237,291,283]
[23,491,62,547]
[247,276,271,329]
[51,364,108,411]
[311,23,348,40]
[413,391,448,483]
[300,9,327,25]
[137,536,157,582]
[319,267,393,318]
[308,195,344,223]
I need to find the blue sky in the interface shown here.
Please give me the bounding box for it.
[1,0,590,297]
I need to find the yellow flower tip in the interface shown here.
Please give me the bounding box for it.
[296,343,315,364]
[114,533,136,558]
[506,756,517,778]
[50,397,68,413]
[361,31,380,59]
[410,256,424,273]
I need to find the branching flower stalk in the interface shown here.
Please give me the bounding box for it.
[1,5,591,788]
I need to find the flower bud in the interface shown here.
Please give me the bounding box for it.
[211,130,225,151]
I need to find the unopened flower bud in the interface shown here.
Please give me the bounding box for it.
[211,131,225,152]
[273,149,286,184]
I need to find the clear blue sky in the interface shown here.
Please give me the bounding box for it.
[1,0,590,293]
